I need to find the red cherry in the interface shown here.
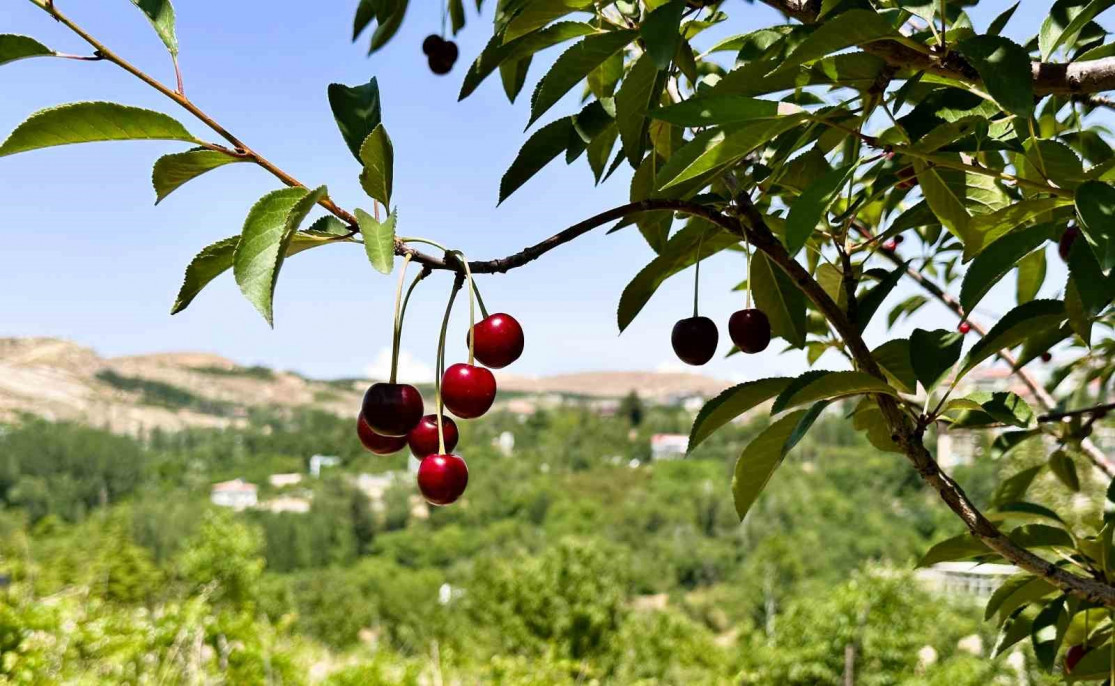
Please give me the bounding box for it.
[417,453,469,505]
[422,34,443,56]
[357,415,408,455]
[467,313,525,369]
[892,234,904,245]
[361,382,424,437]
[896,167,918,189]
[728,308,771,354]
[958,322,971,335]
[441,363,497,419]
[408,414,459,458]
[671,316,718,366]
[1059,226,1081,262]
[1065,644,1089,673]
[882,239,898,252]
[1041,352,1053,363]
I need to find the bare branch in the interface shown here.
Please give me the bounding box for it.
[1040,401,1115,423]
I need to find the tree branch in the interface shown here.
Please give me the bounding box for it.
[1040,401,1115,423]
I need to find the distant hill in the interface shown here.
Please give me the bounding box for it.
[0,338,727,434]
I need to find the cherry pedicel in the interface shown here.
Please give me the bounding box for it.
[958,321,971,335]
[418,453,469,505]
[409,414,459,458]
[357,414,408,455]
[442,362,497,419]
[729,308,772,354]
[468,313,525,368]
[671,316,718,366]
[361,382,425,437]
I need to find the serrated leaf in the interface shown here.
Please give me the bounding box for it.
[529,31,637,126]
[750,251,807,348]
[171,237,238,315]
[784,163,855,255]
[449,0,466,33]
[959,300,1067,377]
[771,370,896,414]
[993,465,1045,507]
[504,0,592,42]
[910,328,964,391]
[964,199,1068,260]
[945,391,1034,428]
[615,53,664,166]
[777,10,899,71]
[1067,233,1113,314]
[500,116,575,202]
[956,36,1034,118]
[152,149,245,204]
[988,2,1019,35]
[732,408,818,519]
[356,208,397,275]
[856,263,905,332]
[327,78,382,162]
[641,0,685,70]
[688,377,792,451]
[918,533,990,567]
[651,95,793,128]
[914,160,978,246]
[0,102,198,157]
[1040,0,1115,60]
[500,57,533,102]
[233,187,325,326]
[1050,450,1081,492]
[0,35,54,66]
[851,399,902,453]
[459,23,595,101]
[961,223,1058,311]
[1075,179,1115,268]
[617,221,738,331]
[872,339,917,394]
[129,0,178,57]
[1017,249,1048,304]
[358,124,393,206]
[367,0,410,53]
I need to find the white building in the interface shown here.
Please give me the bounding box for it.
[915,562,1019,600]
[268,473,303,488]
[210,479,258,510]
[259,496,311,513]
[310,454,340,477]
[650,434,688,460]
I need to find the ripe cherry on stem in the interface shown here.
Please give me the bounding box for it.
[357,414,408,454]
[671,232,718,366]
[728,238,771,354]
[418,453,468,505]
[409,414,458,458]
[441,252,498,418]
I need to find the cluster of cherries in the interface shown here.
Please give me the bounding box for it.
[672,307,771,366]
[422,34,459,75]
[357,308,524,506]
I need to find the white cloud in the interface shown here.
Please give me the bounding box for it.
[364,348,435,383]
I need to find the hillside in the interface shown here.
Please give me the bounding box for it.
[0,337,726,433]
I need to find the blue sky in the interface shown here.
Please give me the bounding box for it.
[0,0,1062,382]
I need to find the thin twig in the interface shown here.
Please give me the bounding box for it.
[1040,401,1115,423]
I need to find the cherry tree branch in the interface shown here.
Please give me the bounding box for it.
[1040,401,1115,423]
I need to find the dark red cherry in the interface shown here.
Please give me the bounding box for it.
[671,316,718,366]
[1065,644,1089,673]
[1041,352,1053,363]
[428,40,458,75]
[422,34,443,56]
[441,40,459,63]
[361,382,424,437]
[728,308,771,354]
[357,415,408,455]
[417,453,469,505]
[882,239,898,252]
[467,313,525,369]
[441,363,497,419]
[1059,226,1081,262]
[892,234,904,245]
[896,167,918,189]
[958,321,971,335]
[429,55,453,75]
[408,414,459,458]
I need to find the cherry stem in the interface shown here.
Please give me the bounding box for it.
[471,280,490,320]
[693,232,704,318]
[398,236,448,252]
[449,250,477,366]
[742,236,753,309]
[435,277,464,454]
[389,254,413,384]
[393,268,429,383]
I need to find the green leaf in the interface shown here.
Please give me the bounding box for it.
[777,10,899,70]
[851,399,902,453]
[1039,0,1115,60]
[965,198,1069,260]
[914,160,978,246]
[856,264,905,332]
[917,533,990,567]
[945,391,1035,428]
[1065,279,1093,345]
[0,35,54,66]
[449,0,466,33]
[1010,524,1075,550]
[233,187,325,326]
[152,149,245,204]
[1075,179,1115,263]
[656,115,806,191]
[688,377,792,452]
[1016,249,1048,304]
[458,23,596,101]
[986,574,1055,623]
[961,223,1058,311]
[500,116,575,202]
[784,163,856,255]
[528,31,637,126]
[500,58,533,103]
[617,221,739,331]
[327,78,382,162]
[0,102,198,158]
[356,208,397,275]
[615,53,665,166]
[1067,233,1113,314]
[993,465,1044,508]
[367,0,410,53]
[732,408,818,519]
[504,0,592,42]
[171,236,238,315]
[641,0,685,70]
[358,124,394,206]
[872,339,917,394]
[1049,450,1081,491]
[959,300,1067,377]
[652,95,792,129]
[987,2,1019,35]
[771,370,896,414]
[129,0,178,57]
[910,329,964,391]
[750,251,807,348]
[956,36,1034,118]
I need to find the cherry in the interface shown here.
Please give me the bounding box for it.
[441,363,497,418]
[1041,351,1053,363]
[417,453,469,505]
[361,382,424,437]
[671,316,718,366]
[1065,644,1089,673]
[896,167,917,189]
[958,322,971,335]
[467,313,525,368]
[422,34,443,56]
[408,414,459,458]
[728,308,771,354]
[428,40,458,75]
[892,234,904,245]
[357,414,408,455]
[1059,226,1081,262]
[882,239,898,252]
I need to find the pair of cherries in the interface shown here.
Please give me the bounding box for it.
[672,308,771,366]
[357,312,525,505]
